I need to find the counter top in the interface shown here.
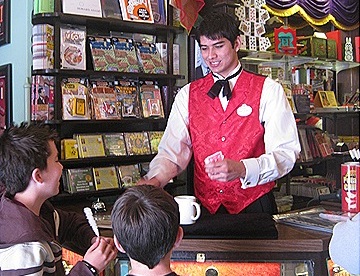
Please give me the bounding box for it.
[177,224,331,253]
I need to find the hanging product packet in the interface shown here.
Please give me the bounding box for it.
[60,25,86,70]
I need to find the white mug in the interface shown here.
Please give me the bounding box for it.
[174,195,201,225]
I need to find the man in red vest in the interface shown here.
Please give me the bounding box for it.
[139,11,300,215]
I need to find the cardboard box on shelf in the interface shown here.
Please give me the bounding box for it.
[314,90,338,108]
[355,36,360,62]
[297,36,327,59]
[326,30,345,60]
[155,43,180,75]
[327,39,337,60]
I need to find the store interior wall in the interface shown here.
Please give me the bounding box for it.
[0,0,32,124]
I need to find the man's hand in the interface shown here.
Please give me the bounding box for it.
[137,177,161,187]
[204,159,246,182]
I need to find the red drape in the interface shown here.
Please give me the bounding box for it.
[170,0,205,32]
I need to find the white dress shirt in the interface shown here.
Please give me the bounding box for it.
[145,63,301,188]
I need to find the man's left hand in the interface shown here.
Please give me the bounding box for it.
[204,159,246,181]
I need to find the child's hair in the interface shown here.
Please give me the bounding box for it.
[195,11,240,47]
[111,185,180,269]
[0,122,58,196]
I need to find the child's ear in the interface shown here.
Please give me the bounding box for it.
[113,235,126,253]
[173,227,184,249]
[32,168,43,183]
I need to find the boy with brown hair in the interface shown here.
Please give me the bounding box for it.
[0,123,117,275]
[111,184,183,276]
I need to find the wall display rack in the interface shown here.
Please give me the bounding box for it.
[31,1,185,201]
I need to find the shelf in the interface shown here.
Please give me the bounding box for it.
[240,51,360,73]
[312,107,360,114]
[50,188,123,203]
[305,60,360,73]
[241,51,315,69]
[61,154,156,168]
[32,12,184,35]
[32,69,185,82]
[52,118,167,137]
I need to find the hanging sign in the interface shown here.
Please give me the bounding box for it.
[275,27,297,55]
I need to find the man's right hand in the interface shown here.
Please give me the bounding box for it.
[137,177,161,187]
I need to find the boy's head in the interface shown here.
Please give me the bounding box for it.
[195,11,240,48]
[111,185,182,269]
[0,122,58,196]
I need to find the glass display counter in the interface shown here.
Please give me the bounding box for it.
[58,200,332,276]
[114,224,331,276]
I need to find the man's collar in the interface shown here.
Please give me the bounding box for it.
[212,62,242,80]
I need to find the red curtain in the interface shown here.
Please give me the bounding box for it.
[170,0,205,32]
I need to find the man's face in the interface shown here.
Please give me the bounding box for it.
[199,35,241,78]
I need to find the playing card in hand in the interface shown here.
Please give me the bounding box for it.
[204,151,224,164]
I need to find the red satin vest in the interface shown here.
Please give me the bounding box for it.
[189,70,275,214]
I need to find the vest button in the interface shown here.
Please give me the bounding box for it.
[219,189,223,193]
[221,136,226,142]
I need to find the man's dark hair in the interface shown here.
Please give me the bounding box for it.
[195,11,240,47]
[111,185,180,269]
[0,122,58,196]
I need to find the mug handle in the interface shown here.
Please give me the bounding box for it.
[191,202,201,221]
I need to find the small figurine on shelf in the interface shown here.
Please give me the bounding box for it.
[344,37,354,62]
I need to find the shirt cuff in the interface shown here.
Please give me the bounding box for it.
[144,171,167,187]
[240,158,260,189]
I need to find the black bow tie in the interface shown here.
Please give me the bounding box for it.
[207,67,242,100]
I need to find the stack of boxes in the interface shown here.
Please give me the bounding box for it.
[326,30,345,60]
[32,24,54,70]
[296,30,358,62]
[271,28,357,62]
[297,35,335,60]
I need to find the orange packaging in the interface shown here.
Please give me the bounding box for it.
[171,261,281,276]
[119,0,154,23]
[341,162,360,213]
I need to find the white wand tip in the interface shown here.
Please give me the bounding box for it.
[84,207,99,236]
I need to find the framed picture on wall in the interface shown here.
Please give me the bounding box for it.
[0,63,12,134]
[0,0,10,46]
